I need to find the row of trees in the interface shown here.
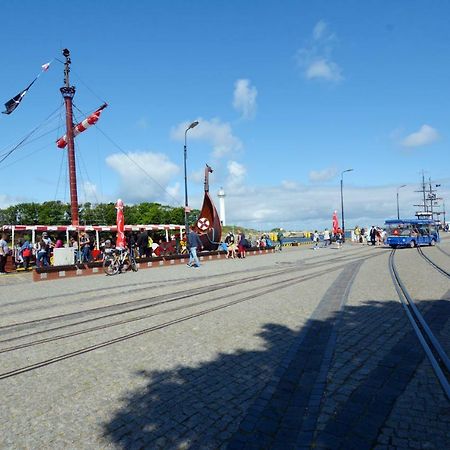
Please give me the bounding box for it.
[0,201,200,227]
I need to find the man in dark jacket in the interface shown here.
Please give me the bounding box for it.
[187,227,202,267]
[369,226,377,246]
[136,228,149,258]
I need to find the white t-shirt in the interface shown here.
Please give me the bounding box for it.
[0,239,9,256]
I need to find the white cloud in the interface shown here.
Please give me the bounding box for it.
[296,20,343,82]
[80,181,104,203]
[0,193,27,209]
[106,151,180,204]
[227,160,246,179]
[401,124,439,148]
[281,180,299,190]
[216,180,446,232]
[305,59,342,82]
[313,20,327,40]
[309,167,338,182]
[232,79,258,119]
[226,160,247,189]
[171,118,242,158]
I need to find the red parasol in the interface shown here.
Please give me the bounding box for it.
[115,199,126,249]
[332,210,339,234]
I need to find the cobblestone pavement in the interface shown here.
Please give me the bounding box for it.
[0,237,449,449]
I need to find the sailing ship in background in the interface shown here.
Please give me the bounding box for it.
[414,172,446,228]
[1,48,222,249]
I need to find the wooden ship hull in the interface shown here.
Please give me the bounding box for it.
[193,165,222,250]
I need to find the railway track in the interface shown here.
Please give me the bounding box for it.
[389,249,450,400]
[0,248,377,334]
[436,244,450,258]
[0,249,384,381]
[416,246,450,279]
[2,245,370,313]
[0,256,372,380]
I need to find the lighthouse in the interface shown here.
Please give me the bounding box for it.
[217,187,226,226]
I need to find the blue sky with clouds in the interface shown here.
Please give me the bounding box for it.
[0,1,449,230]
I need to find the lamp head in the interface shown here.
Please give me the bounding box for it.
[62,48,70,58]
[188,121,199,130]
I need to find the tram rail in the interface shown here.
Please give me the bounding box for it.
[1,246,369,313]
[416,246,450,279]
[0,262,355,380]
[436,245,450,258]
[0,250,382,381]
[388,249,450,400]
[0,265,342,352]
[0,248,376,332]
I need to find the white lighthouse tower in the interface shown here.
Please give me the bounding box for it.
[217,187,226,226]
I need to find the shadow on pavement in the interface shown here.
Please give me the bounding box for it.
[102,298,450,449]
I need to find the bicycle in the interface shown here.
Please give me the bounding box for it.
[103,247,138,276]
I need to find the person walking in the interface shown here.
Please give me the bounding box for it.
[237,230,246,258]
[323,228,331,247]
[313,230,320,250]
[354,226,361,243]
[0,233,9,274]
[187,226,202,268]
[369,226,377,246]
[336,229,343,249]
[277,230,284,251]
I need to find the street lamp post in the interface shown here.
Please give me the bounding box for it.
[340,168,353,242]
[183,121,199,238]
[396,184,406,220]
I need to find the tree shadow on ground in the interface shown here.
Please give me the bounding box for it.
[102,298,450,449]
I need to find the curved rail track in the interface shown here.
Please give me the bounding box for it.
[389,249,450,399]
[436,244,450,258]
[416,246,450,279]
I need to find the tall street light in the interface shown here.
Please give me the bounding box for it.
[396,184,406,220]
[184,121,199,237]
[340,168,353,242]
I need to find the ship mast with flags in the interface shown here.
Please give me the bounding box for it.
[57,49,108,226]
[1,48,108,226]
[60,48,79,226]
[414,171,444,227]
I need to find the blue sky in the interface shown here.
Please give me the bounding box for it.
[0,1,449,230]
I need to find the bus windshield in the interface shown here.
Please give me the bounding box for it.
[386,221,437,237]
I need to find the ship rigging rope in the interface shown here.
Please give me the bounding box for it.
[72,104,185,208]
[0,105,63,166]
[54,145,67,202]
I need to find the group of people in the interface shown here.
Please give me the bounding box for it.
[352,225,386,246]
[311,228,344,249]
[1,227,283,274]
[220,230,248,260]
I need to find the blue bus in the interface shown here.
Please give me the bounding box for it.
[385,219,440,248]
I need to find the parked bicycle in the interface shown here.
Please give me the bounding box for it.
[103,247,138,276]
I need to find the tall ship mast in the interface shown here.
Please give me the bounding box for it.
[60,49,79,226]
[414,171,444,226]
